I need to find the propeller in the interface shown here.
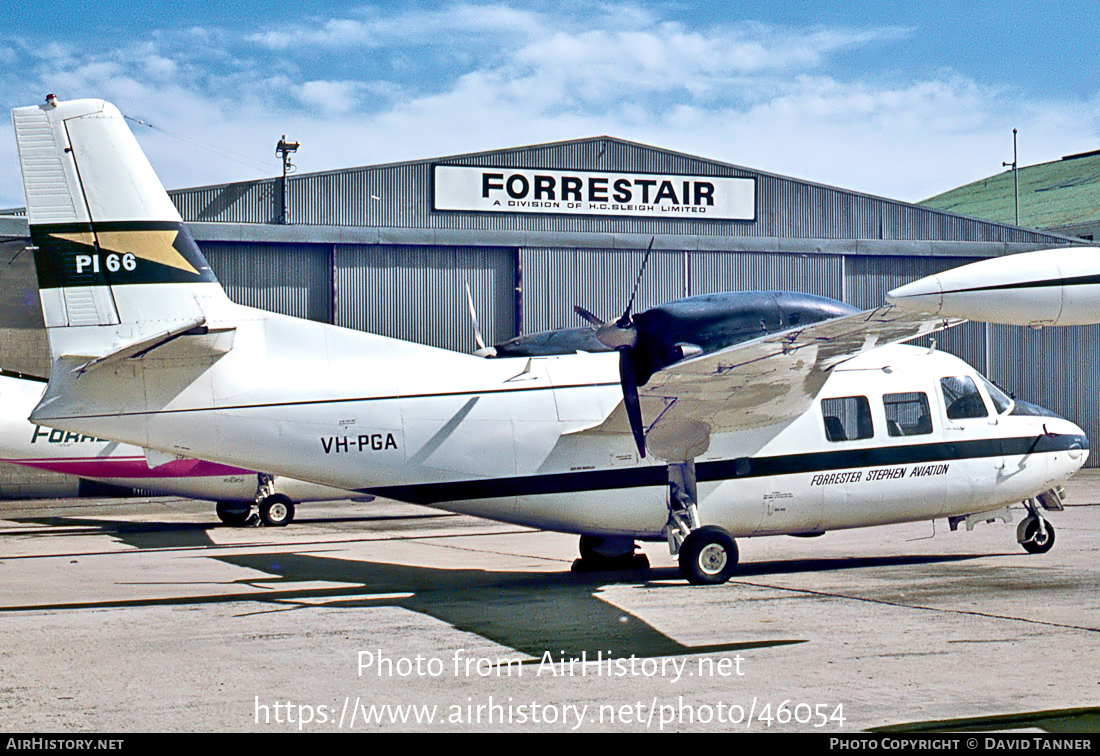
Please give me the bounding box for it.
[574,238,655,458]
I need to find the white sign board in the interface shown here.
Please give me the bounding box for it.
[433,165,755,220]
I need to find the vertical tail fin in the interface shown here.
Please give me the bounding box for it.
[12,97,223,362]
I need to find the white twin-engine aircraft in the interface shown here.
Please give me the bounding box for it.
[10,97,1091,584]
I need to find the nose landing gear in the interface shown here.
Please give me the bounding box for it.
[1018,497,1056,554]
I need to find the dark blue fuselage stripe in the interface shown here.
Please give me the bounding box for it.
[943,274,1100,294]
[363,433,1087,505]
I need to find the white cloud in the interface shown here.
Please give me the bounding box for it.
[0,4,1097,210]
[247,3,549,50]
[298,80,365,113]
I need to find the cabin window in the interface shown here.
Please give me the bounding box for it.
[883,392,933,436]
[940,376,988,419]
[821,396,874,442]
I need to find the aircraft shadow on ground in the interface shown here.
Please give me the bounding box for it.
[4,513,998,661]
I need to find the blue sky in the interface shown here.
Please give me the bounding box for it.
[2,1,1098,208]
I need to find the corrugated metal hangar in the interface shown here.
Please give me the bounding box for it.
[1,135,1098,483]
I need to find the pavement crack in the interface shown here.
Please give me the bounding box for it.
[735,579,1100,634]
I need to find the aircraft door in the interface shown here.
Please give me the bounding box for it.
[882,390,946,519]
[939,375,1002,506]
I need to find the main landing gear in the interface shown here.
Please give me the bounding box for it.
[571,459,740,585]
[215,494,296,527]
[215,475,296,527]
[666,460,739,585]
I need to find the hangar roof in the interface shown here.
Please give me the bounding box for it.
[921,149,1100,237]
[1,135,1082,256]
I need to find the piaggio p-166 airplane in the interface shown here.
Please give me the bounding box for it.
[0,371,354,524]
[10,96,1090,583]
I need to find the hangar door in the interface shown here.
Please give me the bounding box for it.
[202,242,334,324]
[335,245,517,353]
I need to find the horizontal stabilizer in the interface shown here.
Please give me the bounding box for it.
[66,317,236,374]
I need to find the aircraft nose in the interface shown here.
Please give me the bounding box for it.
[1054,415,1090,465]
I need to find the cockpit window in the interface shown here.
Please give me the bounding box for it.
[977,374,1013,415]
[940,376,988,419]
[821,396,874,442]
[883,392,933,436]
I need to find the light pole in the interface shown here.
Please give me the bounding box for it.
[1002,128,1019,226]
[276,135,299,225]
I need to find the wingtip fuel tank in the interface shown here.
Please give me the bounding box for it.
[886,247,1100,327]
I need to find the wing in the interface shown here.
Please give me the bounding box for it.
[580,304,963,459]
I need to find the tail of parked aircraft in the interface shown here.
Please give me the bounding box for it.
[12,97,229,368]
[12,95,452,457]
[12,97,249,438]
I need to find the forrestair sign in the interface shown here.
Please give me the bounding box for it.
[433,165,755,220]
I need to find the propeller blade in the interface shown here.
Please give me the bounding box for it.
[619,350,646,458]
[622,236,655,321]
[465,281,487,352]
[574,305,604,327]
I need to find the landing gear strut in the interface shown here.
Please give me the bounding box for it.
[665,459,738,585]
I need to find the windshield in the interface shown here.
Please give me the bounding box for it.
[977,374,1014,415]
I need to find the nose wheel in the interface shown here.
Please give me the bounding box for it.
[1018,515,1055,554]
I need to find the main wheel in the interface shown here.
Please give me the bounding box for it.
[572,535,650,572]
[1020,517,1055,554]
[259,495,295,527]
[216,501,252,526]
[678,526,739,585]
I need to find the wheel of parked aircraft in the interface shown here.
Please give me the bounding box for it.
[1020,517,1055,554]
[678,526,739,585]
[215,501,252,526]
[259,495,295,527]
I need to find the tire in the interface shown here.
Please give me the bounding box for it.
[215,501,252,526]
[573,535,649,572]
[1021,517,1055,554]
[678,526,739,585]
[578,535,635,560]
[259,495,295,527]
